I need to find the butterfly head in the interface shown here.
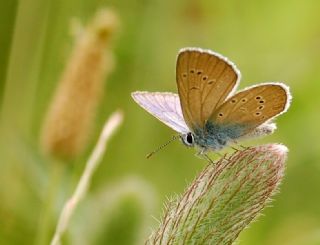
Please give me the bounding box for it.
[181,122,246,151]
[180,131,225,152]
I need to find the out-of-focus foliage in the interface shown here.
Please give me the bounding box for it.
[0,0,319,244]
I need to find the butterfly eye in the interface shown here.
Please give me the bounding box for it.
[183,132,194,146]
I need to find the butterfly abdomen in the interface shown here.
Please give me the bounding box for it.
[194,122,245,150]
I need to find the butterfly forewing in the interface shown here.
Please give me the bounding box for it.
[131,92,190,134]
[211,84,290,135]
[176,48,240,130]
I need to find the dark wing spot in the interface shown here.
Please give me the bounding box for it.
[241,98,247,103]
[218,113,224,117]
[256,96,261,100]
[183,73,187,78]
[190,69,195,73]
[258,105,264,110]
[231,99,237,103]
[255,112,261,116]
[197,71,202,75]
[259,100,265,104]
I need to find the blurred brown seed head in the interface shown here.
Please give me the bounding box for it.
[40,9,119,159]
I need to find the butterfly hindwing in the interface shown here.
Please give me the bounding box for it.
[176,48,240,130]
[210,83,291,135]
[131,91,190,134]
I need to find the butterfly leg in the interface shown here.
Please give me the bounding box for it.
[230,146,240,152]
[203,153,215,164]
[229,145,248,151]
[239,144,249,150]
[209,152,230,163]
[235,141,249,150]
[229,140,248,151]
[195,150,215,164]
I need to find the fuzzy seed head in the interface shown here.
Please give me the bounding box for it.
[147,144,288,245]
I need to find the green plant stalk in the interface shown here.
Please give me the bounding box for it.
[50,111,123,245]
[147,144,287,245]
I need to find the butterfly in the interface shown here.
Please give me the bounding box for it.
[132,47,291,157]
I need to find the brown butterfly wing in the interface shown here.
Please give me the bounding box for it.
[176,48,240,130]
[210,83,291,135]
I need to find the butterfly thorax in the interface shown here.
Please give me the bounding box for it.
[191,122,246,151]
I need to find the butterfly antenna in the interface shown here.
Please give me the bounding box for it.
[146,135,180,159]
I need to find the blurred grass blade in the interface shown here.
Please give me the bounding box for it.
[147,144,288,245]
[51,110,123,245]
[0,0,18,105]
[0,0,50,136]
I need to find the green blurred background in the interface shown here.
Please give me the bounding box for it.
[1,0,320,244]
